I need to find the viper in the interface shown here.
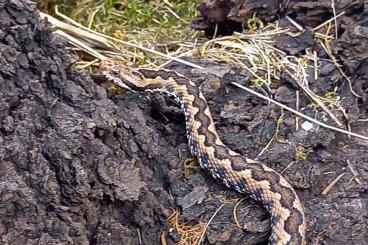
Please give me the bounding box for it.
[99,59,306,245]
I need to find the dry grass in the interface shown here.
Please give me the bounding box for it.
[38,0,201,65]
[167,209,207,245]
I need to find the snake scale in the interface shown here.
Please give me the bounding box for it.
[100,60,306,245]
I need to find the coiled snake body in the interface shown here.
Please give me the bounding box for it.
[100,60,306,245]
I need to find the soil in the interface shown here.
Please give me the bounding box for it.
[0,0,367,245]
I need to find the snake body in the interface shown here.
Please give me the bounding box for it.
[100,60,306,245]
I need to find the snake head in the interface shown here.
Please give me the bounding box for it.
[99,59,146,91]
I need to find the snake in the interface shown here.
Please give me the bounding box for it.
[99,60,306,245]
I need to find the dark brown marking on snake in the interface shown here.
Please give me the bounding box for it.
[251,167,281,186]
[277,186,297,209]
[230,155,255,171]
[284,208,304,239]
[213,145,232,161]
[184,83,201,98]
[198,123,218,147]
[192,97,209,118]
[190,98,220,148]
[139,69,171,79]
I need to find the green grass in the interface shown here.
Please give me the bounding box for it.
[38,0,201,42]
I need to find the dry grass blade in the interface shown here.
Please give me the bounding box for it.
[233,198,247,228]
[321,173,346,195]
[39,12,114,51]
[319,41,362,98]
[285,15,304,31]
[313,11,345,31]
[331,0,339,39]
[198,202,226,244]
[346,160,361,184]
[54,30,106,60]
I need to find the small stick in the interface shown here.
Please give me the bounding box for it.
[198,203,226,244]
[285,15,304,31]
[331,0,339,39]
[313,50,318,80]
[346,160,360,184]
[296,90,299,131]
[54,30,106,60]
[321,173,346,195]
[233,198,247,227]
[137,228,143,245]
[313,11,345,31]
[319,41,362,98]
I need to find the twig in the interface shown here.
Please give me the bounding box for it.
[233,198,247,227]
[137,228,143,245]
[319,41,362,98]
[321,173,346,195]
[331,0,338,39]
[296,90,300,131]
[285,15,304,31]
[257,134,276,157]
[198,203,226,244]
[313,11,345,31]
[39,12,114,50]
[313,50,318,80]
[87,7,101,29]
[75,59,100,69]
[54,30,106,60]
[313,230,328,245]
[257,110,287,157]
[163,0,180,19]
[346,160,360,184]
[160,231,168,245]
[231,82,368,141]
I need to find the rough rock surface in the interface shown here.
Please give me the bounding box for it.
[0,0,368,245]
[193,0,366,34]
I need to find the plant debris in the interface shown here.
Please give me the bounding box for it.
[1,0,367,245]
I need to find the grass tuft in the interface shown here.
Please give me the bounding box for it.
[38,0,200,42]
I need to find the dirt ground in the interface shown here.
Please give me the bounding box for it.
[0,0,367,245]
